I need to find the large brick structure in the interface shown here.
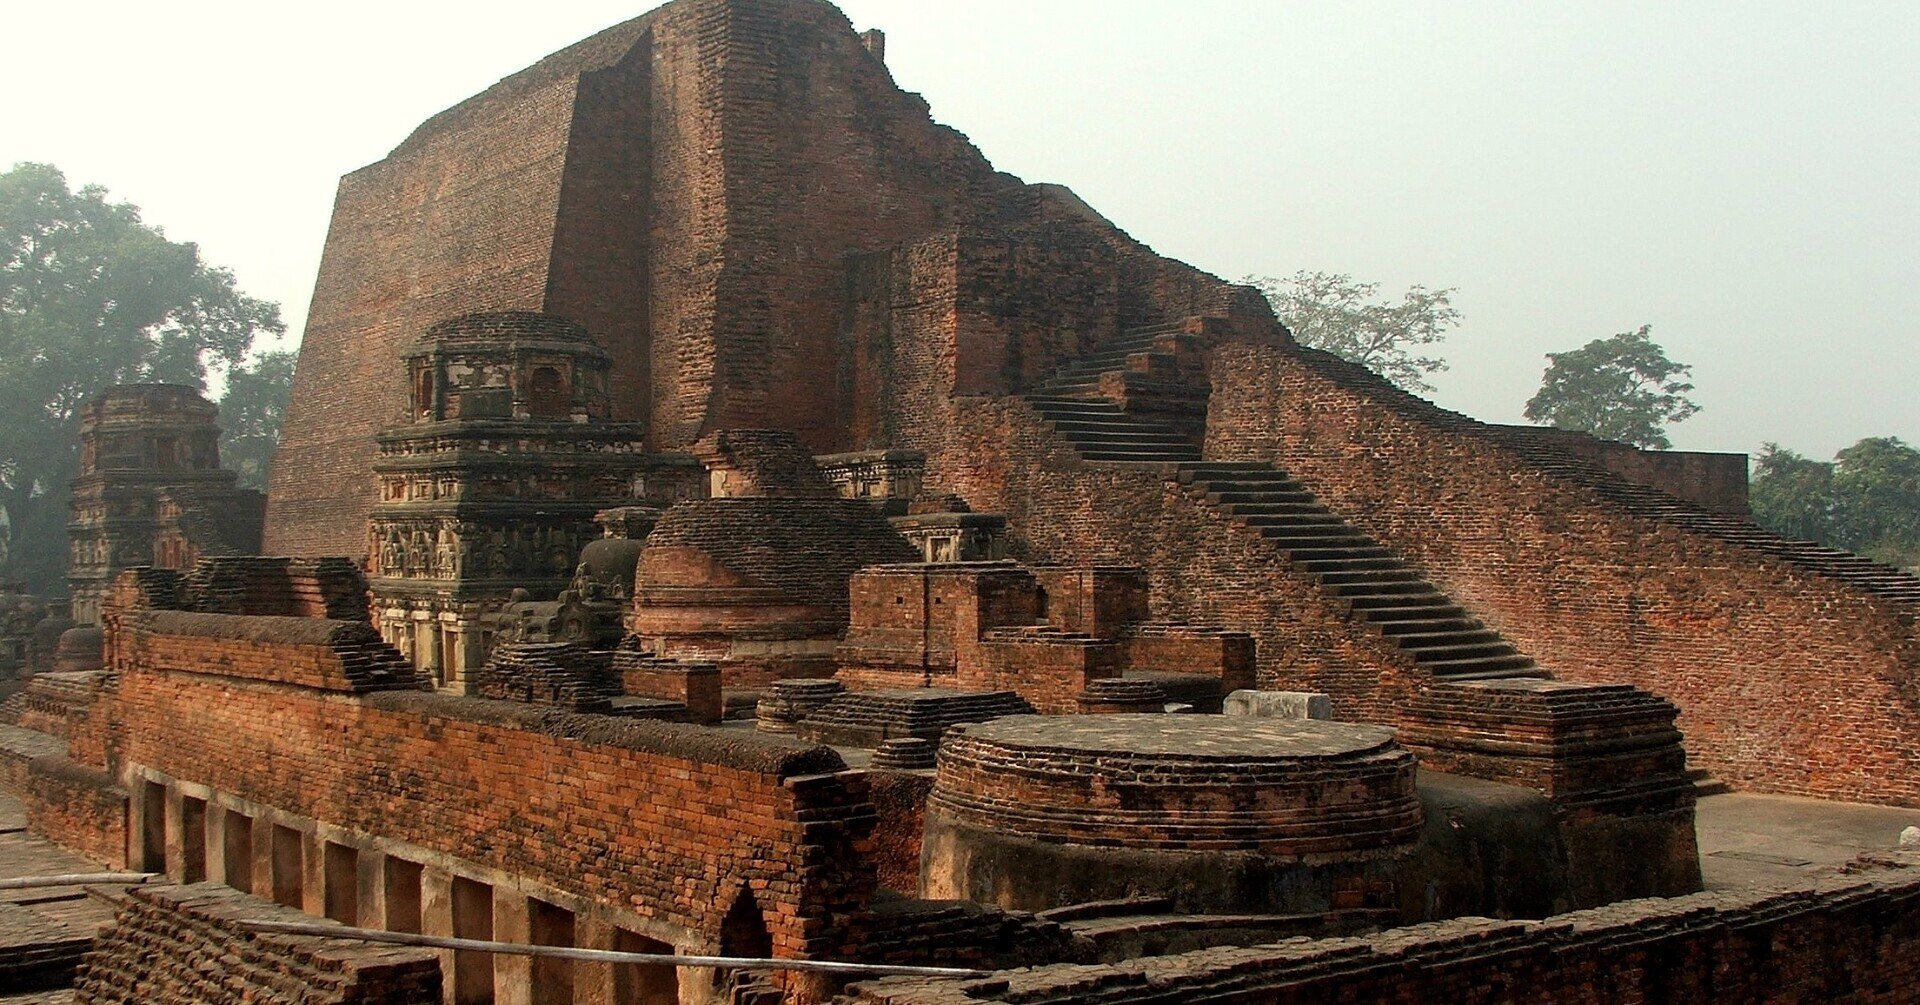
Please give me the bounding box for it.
[266,0,1920,807]
[13,1,1920,1002]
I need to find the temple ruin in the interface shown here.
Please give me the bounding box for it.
[4,1,1920,1003]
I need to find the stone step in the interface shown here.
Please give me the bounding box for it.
[1211,490,1319,505]
[1421,654,1540,676]
[1081,451,1203,462]
[1400,640,1521,661]
[1029,401,1128,416]
[1442,665,1553,682]
[1325,578,1435,597]
[1313,568,1426,587]
[1372,616,1486,636]
[1344,592,1452,611]
[1044,375,1106,390]
[1291,555,1404,573]
[1361,602,1470,623]
[1689,768,1733,797]
[1044,415,1175,430]
[1220,501,1334,517]
[1051,349,1156,377]
[1048,427,1195,445]
[1198,477,1310,493]
[1392,629,1504,648]
[1264,538,1380,555]
[1187,468,1305,484]
[1176,462,1272,480]
[1247,520,1360,537]
[1235,513,1349,529]
[1287,544,1395,562]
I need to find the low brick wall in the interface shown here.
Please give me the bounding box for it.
[106,613,877,961]
[23,756,127,870]
[116,610,415,693]
[73,882,441,1003]
[841,857,1920,1005]
[865,770,934,894]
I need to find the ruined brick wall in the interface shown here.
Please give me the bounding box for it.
[863,770,932,895]
[180,557,370,621]
[1494,424,1751,515]
[271,0,1010,556]
[22,757,127,870]
[852,222,1267,458]
[105,620,875,958]
[922,396,1430,723]
[117,612,414,693]
[272,0,1269,557]
[74,882,442,1003]
[1206,342,1920,805]
[839,859,1920,1005]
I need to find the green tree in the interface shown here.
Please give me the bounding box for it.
[219,349,297,490]
[1748,443,1836,543]
[1251,271,1460,393]
[1746,436,1920,571]
[0,162,283,592]
[1830,436,1920,569]
[1523,325,1700,449]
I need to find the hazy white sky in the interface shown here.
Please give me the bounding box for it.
[6,1,1915,457]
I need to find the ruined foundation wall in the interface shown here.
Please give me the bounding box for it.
[928,396,1427,722]
[840,859,1920,1005]
[1206,343,1920,806]
[19,755,127,870]
[101,618,875,957]
[74,883,442,1004]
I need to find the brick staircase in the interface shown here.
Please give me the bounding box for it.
[1289,348,1920,609]
[1024,327,1544,682]
[1025,323,1202,463]
[1036,323,1184,395]
[1178,462,1544,681]
[1484,426,1920,607]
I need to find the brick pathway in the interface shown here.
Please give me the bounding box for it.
[0,791,119,998]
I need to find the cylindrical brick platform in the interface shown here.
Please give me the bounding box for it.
[922,715,1423,914]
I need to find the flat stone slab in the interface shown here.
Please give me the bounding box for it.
[1224,690,1333,720]
[1696,791,1920,890]
[955,714,1396,761]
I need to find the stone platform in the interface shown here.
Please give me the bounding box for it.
[795,689,1035,748]
[0,793,116,994]
[923,715,1422,914]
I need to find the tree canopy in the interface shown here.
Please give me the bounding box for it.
[219,348,297,490]
[1750,437,1920,570]
[1523,325,1700,449]
[0,162,283,592]
[1250,271,1460,394]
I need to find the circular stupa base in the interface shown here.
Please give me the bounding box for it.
[922,715,1422,914]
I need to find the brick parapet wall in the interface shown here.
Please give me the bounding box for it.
[1116,628,1257,695]
[1490,423,1751,515]
[838,856,1920,1005]
[22,755,128,870]
[1204,342,1920,805]
[116,611,415,694]
[1,722,128,869]
[106,659,875,959]
[1,671,110,740]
